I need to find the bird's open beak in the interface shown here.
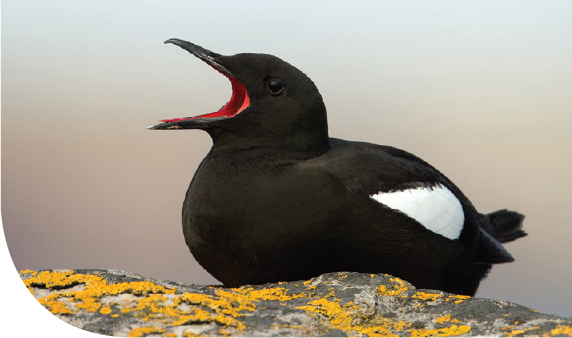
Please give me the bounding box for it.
[148,39,250,130]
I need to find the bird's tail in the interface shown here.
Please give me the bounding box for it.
[473,209,526,264]
[480,209,527,243]
[454,209,526,296]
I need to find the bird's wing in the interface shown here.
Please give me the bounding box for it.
[316,138,515,264]
[320,138,461,196]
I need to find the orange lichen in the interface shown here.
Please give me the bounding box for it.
[106,285,304,332]
[127,326,166,337]
[172,308,217,326]
[548,325,572,336]
[435,314,461,324]
[298,298,357,329]
[296,294,473,337]
[505,325,540,337]
[23,270,103,290]
[22,270,252,332]
[73,296,102,312]
[446,295,471,304]
[23,270,177,317]
[23,270,558,338]
[376,277,409,297]
[20,269,37,293]
[412,292,442,302]
[24,270,475,337]
[297,297,411,336]
[99,306,112,315]
[232,286,305,302]
[409,324,472,337]
[39,299,74,315]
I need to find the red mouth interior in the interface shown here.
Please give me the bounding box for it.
[160,72,250,124]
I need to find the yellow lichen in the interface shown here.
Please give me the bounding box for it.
[20,269,40,294]
[548,325,572,336]
[413,292,442,302]
[376,278,409,297]
[298,298,357,329]
[99,306,112,315]
[19,269,37,276]
[24,270,102,289]
[39,299,73,315]
[295,288,471,337]
[23,270,177,316]
[119,294,173,320]
[172,308,215,326]
[435,314,461,324]
[297,297,410,336]
[74,297,102,312]
[23,270,253,332]
[185,290,255,316]
[409,324,471,337]
[127,326,166,337]
[445,294,471,304]
[218,328,234,336]
[21,270,507,337]
[174,286,305,331]
[358,318,410,337]
[505,325,540,337]
[233,286,305,302]
[84,283,252,330]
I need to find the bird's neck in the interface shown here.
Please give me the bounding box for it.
[206,136,330,169]
[207,126,331,163]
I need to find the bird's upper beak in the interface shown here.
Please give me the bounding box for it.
[148,39,250,130]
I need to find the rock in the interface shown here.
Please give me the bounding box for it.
[20,269,572,337]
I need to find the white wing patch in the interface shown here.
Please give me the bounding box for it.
[370,184,464,240]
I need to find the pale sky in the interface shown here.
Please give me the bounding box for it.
[3,0,572,319]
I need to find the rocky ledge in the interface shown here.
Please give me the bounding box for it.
[20,269,571,337]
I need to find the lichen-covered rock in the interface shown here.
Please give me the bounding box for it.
[20,269,572,337]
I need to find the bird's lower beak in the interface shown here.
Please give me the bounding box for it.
[148,39,249,130]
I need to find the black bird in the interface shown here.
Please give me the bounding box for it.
[149,39,526,296]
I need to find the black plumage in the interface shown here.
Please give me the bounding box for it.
[149,39,526,296]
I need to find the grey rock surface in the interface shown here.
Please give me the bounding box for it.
[20,269,572,336]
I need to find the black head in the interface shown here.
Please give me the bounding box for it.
[149,39,330,154]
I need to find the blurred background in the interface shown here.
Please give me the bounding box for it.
[2,0,571,317]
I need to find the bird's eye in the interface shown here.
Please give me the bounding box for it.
[266,80,284,95]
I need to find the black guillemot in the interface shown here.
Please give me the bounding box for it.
[149,39,526,296]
